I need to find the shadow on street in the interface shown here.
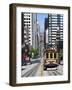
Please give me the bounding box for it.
[31,59,41,64]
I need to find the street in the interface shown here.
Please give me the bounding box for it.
[21,58,63,77]
[43,65,63,76]
[21,58,41,77]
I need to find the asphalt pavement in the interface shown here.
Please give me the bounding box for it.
[21,58,63,77]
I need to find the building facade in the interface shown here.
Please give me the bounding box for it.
[44,14,63,48]
[21,12,40,55]
[32,13,37,49]
[48,14,63,46]
[44,18,49,48]
[21,12,33,56]
[40,32,44,56]
[21,12,32,48]
[32,14,40,51]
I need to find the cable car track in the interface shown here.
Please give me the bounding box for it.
[46,68,63,76]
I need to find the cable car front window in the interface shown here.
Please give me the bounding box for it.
[50,53,52,58]
[46,53,48,58]
[54,53,56,58]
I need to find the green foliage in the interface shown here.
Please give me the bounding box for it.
[29,48,39,58]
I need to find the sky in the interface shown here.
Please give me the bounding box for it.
[37,13,48,32]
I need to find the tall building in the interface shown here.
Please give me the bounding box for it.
[48,14,63,46]
[21,12,33,57]
[44,14,63,48]
[21,12,40,53]
[32,13,37,49]
[36,22,40,49]
[36,22,40,55]
[21,12,32,49]
[44,18,49,48]
[32,14,40,51]
[40,32,44,56]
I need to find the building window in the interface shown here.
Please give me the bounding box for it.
[28,21,30,23]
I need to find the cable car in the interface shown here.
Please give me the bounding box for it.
[43,48,59,70]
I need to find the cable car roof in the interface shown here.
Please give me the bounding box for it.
[44,48,58,53]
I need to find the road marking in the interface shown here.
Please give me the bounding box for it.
[29,64,40,77]
[52,71,58,75]
[47,69,63,76]
[55,70,63,75]
[47,70,54,76]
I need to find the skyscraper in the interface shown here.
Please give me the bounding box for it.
[32,14,40,51]
[21,13,40,53]
[21,12,32,49]
[44,18,49,48]
[21,12,33,56]
[48,14,63,46]
[44,14,63,48]
[32,13,37,49]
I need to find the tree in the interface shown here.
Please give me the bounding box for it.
[29,48,39,58]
